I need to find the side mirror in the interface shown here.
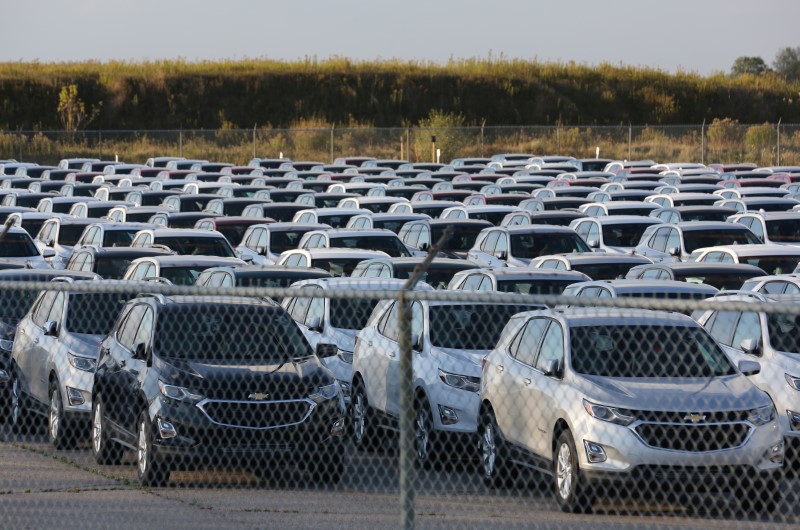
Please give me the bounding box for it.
[134,342,148,361]
[240,255,254,264]
[541,358,562,378]
[740,338,762,356]
[411,334,422,352]
[738,359,761,376]
[587,239,599,249]
[42,248,56,259]
[316,343,338,358]
[494,250,508,260]
[668,247,680,257]
[419,242,430,252]
[43,320,58,337]
[307,316,323,333]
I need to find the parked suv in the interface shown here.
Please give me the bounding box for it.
[92,295,346,486]
[480,308,783,513]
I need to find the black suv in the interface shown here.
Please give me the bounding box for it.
[92,295,346,486]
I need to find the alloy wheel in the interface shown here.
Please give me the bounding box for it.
[556,442,574,501]
[92,403,102,455]
[138,418,148,476]
[49,390,61,442]
[414,407,430,461]
[482,421,496,478]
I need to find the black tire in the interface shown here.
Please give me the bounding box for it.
[414,396,437,469]
[49,380,76,450]
[553,430,595,513]
[737,479,781,514]
[351,381,379,451]
[9,369,31,435]
[91,395,122,465]
[136,410,170,487]
[480,410,509,488]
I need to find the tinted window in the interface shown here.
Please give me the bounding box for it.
[330,298,380,330]
[767,313,800,353]
[602,224,651,247]
[765,219,800,243]
[156,236,234,258]
[496,279,578,295]
[270,230,312,253]
[160,267,210,285]
[94,256,136,279]
[682,228,760,253]
[510,233,590,259]
[102,229,139,247]
[431,225,485,251]
[331,236,410,257]
[0,233,39,257]
[66,293,128,335]
[58,225,87,246]
[429,304,538,350]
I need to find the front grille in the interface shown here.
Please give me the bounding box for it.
[634,423,750,452]
[633,465,742,482]
[635,410,749,423]
[198,399,314,430]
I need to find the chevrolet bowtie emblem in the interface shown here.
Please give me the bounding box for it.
[684,413,706,424]
[248,393,270,401]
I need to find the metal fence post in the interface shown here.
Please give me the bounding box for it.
[701,118,706,165]
[628,123,632,160]
[480,120,486,157]
[407,127,411,162]
[179,128,183,157]
[557,124,561,156]
[330,125,335,164]
[777,118,782,166]
[253,124,257,160]
[397,290,415,530]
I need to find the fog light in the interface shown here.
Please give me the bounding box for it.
[66,387,85,406]
[339,381,351,397]
[788,411,800,432]
[768,440,785,465]
[331,418,345,437]
[157,418,177,439]
[583,440,607,463]
[438,405,458,425]
[0,369,8,385]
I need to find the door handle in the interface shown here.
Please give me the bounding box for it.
[120,360,126,367]
[388,351,396,358]
[33,338,39,344]
[496,364,504,373]
[524,378,532,385]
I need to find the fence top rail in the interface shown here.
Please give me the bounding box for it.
[1,279,798,316]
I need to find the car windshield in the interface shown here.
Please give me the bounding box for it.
[318,215,355,228]
[155,236,234,258]
[395,267,467,289]
[740,256,800,276]
[682,211,730,222]
[571,263,639,280]
[570,324,736,378]
[767,313,800,354]
[154,306,312,362]
[66,293,128,335]
[0,233,39,257]
[58,225,87,246]
[432,225,485,251]
[429,304,538,350]
[679,273,761,290]
[602,225,652,247]
[160,266,208,285]
[496,279,579,295]
[607,207,655,217]
[216,225,251,246]
[102,229,139,247]
[510,233,591,259]
[20,220,46,238]
[469,211,513,225]
[683,228,760,253]
[766,219,800,243]
[94,257,135,279]
[270,230,313,253]
[332,236,410,257]
[312,258,365,277]
[0,289,40,323]
[330,298,379,329]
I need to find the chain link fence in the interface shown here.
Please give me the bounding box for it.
[0,279,798,529]
[2,123,798,167]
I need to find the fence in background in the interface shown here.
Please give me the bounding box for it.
[1,123,798,167]
[0,279,798,529]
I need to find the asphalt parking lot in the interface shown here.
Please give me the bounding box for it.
[1,426,798,530]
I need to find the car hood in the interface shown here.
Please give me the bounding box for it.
[62,333,103,358]
[330,327,357,352]
[432,346,486,377]
[573,373,768,412]
[0,256,50,269]
[155,355,330,401]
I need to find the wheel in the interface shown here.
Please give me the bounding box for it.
[136,410,170,487]
[414,396,436,468]
[310,446,344,484]
[91,396,122,465]
[49,380,76,450]
[9,369,31,435]
[736,479,781,514]
[351,381,379,451]
[553,430,595,513]
[480,410,509,488]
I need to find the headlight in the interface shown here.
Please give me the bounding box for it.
[438,369,480,393]
[67,352,96,372]
[310,382,340,402]
[158,380,204,402]
[0,339,12,351]
[337,349,353,364]
[786,373,800,391]
[583,399,636,426]
[747,404,776,426]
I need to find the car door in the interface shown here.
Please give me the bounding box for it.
[526,320,565,458]
[30,291,65,403]
[469,230,502,267]
[101,304,144,432]
[383,301,423,417]
[14,291,56,400]
[360,302,398,413]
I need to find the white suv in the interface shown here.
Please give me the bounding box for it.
[480,308,783,513]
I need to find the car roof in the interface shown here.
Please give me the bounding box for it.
[290,277,433,291]
[582,279,718,294]
[505,224,578,234]
[137,255,245,266]
[640,262,767,274]
[517,308,698,327]
[696,244,800,256]
[472,268,591,280]
[543,253,651,264]
[0,269,99,281]
[150,228,228,238]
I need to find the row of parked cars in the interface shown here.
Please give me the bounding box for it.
[0,154,797,514]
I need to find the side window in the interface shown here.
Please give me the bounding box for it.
[284,254,302,267]
[586,223,600,244]
[666,229,681,253]
[535,321,564,373]
[133,307,155,348]
[494,233,508,255]
[596,288,612,298]
[32,292,57,327]
[46,292,66,325]
[378,302,400,342]
[749,221,764,240]
[720,252,734,263]
[477,275,493,291]
[305,295,325,327]
[289,293,313,323]
[578,287,599,298]
[118,304,146,350]
[513,318,549,366]
[650,227,669,252]
[129,263,147,280]
[707,311,740,347]
[480,231,499,254]
[574,222,590,240]
[411,302,423,341]
[641,269,661,279]
[731,311,760,353]
[539,260,558,269]
[461,274,484,291]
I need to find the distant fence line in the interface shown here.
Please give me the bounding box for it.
[1,123,798,166]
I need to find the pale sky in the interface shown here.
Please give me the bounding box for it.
[1,0,797,74]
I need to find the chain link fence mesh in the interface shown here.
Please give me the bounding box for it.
[0,280,797,528]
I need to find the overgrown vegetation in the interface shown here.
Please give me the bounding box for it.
[1,58,799,130]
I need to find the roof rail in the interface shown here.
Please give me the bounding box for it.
[710,290,767,302]
[135,291,168,304]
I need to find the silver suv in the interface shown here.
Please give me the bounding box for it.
[480,308,783,513]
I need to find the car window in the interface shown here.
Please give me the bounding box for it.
[46,292,65,326]
[481,231,499,254]
[731,311,760,352]
[378,301,400,341]
[535,321,564,373]
[32,291,57,327]
[118,304,147,350]
[305,295,325,327]
[132,306,155,349]
[706,310,739,347]
[513,318,548,366]
[650,227,669,252]
[461,274,484,291]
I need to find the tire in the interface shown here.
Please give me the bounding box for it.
[480,410,509,488]
[49,380,76,450]
[351,381,379,451]
[136,410,170,487]
[91,396,122,466]
[414,396,437,468]
[737,479,781,514]
[9,369,31,435]
[553,430,595,513]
